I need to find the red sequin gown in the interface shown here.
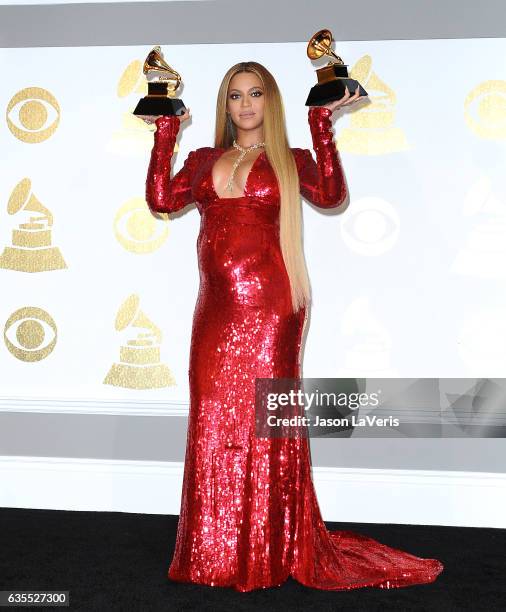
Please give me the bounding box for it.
[145,106,444,592]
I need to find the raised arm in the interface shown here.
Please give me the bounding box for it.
[145,115,199,214]
[295,106,347,208]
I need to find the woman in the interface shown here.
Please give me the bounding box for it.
[143,61,444,592]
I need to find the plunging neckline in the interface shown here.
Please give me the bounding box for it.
[210,148,266,201]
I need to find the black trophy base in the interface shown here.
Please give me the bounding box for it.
[133,97,186,117]
[305,79,368,106]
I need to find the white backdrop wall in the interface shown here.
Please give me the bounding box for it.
[1,39,506,403]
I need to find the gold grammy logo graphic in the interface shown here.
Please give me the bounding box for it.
[0,178,67,273]
[117,59,147,99]
[464,80,506,140]
[456,307,506,375]
[114,196,170,253]
[104,294,175,389]
[6,87,60,143]
[338,297,397,377]
[107,57,180,155]
[338,55,409,155]
[4,306,57,362]
[450,174,506,279]
[457,81,506,276]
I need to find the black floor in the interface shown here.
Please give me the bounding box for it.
[1,507,504,611]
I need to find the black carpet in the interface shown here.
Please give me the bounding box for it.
[1,507,504,611]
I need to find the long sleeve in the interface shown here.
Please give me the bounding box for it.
[296,106,347,208]
[145,115,199,214]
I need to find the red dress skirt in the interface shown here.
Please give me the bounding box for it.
[145,106,444,592]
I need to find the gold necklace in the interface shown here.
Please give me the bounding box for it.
[226,140,266,193]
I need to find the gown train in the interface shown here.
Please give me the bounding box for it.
[145,106,444,592]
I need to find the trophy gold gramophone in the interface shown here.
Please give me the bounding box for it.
[305,29,368,106]
[133,45,187,117]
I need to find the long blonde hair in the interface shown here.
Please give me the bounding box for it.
[214,61,311,314]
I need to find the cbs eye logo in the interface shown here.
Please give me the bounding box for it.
[340,196,400,256]
[6,87,60,143]
[114,197,170,253]
[4,306,57,362]
[464,80,506,140]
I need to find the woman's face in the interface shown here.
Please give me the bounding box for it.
[226,71,265,131]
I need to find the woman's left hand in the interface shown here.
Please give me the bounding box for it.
[321,85,365,113]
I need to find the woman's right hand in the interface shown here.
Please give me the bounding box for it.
[139,107,191,126]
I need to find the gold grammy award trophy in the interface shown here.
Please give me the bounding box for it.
[133,46,187,117]
[305,29,368,106]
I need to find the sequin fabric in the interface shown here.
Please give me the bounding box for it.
[145,106,444,592]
